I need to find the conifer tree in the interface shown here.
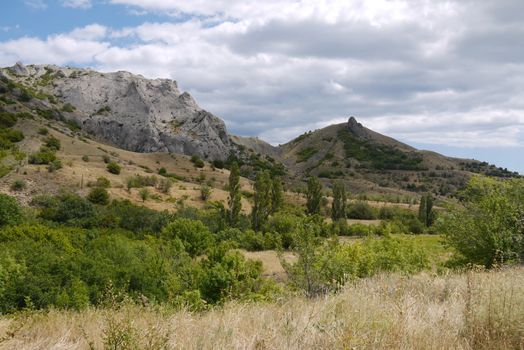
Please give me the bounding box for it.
[252,171,272,231]
[306,176,322,215]
[271,176,284,214]
[227,162,242,226]
[331,181,347,221]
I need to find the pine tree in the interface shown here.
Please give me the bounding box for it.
[306,176,323,215]
[227,162,242,226]
[271,176,284,214]
[252,171,272,231]
[331,181,347,221]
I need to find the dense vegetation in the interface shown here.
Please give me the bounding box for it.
[337,129,425,170]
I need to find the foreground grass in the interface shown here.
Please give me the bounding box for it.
[1,267,523,349]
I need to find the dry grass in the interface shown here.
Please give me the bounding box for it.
[1,268,523,350]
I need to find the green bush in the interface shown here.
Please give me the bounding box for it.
[62,103,75,112]
[47,159,62,172]
[44,135,61,151]
[162,218,213,257]
[438,176,524,267]
[10,179,26,192]
[107,162,121,175]
[29,147,57,165]
[87,187,110,205]
[191,155,205,168]
[0,194,22,227]
[347,201,377,220]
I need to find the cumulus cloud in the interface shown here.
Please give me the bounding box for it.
[1,0,524,162]
[24,0,47,10]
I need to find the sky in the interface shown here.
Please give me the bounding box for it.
[1,0,523,173]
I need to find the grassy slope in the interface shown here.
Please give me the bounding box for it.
[1,267,522,349]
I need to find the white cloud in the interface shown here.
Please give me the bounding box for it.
[61,0,92,9]
[2,0,524,163]
[24,0,47,10]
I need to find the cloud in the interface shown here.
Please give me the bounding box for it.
[61,0,92,9]
[24,0,47,10]
[1,0,524,166]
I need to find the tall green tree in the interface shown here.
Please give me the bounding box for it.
[228,162,242,226]
[418,193,434,227]
[306,177,323,215]
[271,176,284,214]
[252,171,272,231]
[331,181,347,221]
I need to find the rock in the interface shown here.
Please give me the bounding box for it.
[10,62,29,76]
[347,116,369,139]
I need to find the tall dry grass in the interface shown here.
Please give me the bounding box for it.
[0,267,523,350]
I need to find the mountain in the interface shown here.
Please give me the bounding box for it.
[0,62,518,201]
[279,117,519,196]
[0,62,276,161]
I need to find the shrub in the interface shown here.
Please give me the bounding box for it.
[10,179,26,192]
[87,187,110,205]
[158,167,167,176]
[200,184,212,201]
[139,188,150,202]
[82,155,89,162]
[0,194,22,227]
[38,127,49,135]
[191,155,205,168]
[157,178,173,194]
[0,112,17,128]
[28,148,57,165]
[47,159,62,172]
[44,135,61,151]
[162,218,213,257]
[62,103,75,112]
[347,201,377,220]
[438,176,524,267]
[107,162,121,175]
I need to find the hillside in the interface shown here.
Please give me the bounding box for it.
[0,62,519,205]
[279,117,519,196]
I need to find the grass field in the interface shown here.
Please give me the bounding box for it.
[1,267,522,349]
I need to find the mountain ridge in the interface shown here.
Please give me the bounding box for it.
[0,62,519,197]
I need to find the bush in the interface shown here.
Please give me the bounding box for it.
[44,135,61,151]
[107,162,121,175]
[82,155,89,162]
[47,159,62,172]
[0,112,17,128]
[62,103,75,112]
[191,155,205,168]
[28,148,57,165]
[10,179,26,192]
[161,218,213,257]
[347,201,377,220]
[438,176,524,267]
[0,194,22,227]
[38,127,49,135]
[87,187,110,205]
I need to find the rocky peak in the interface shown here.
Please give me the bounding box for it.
[10,62,29,76]
[347,116,369,139]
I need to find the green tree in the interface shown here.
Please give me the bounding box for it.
[200,184,212,201]
[227,162,242,226]
[331,181,347,221]
[252,171,272,231]
[438,176,524,267]
[418,193,434,227]
[0,194,22,227]
[271,176,284,214]
[306,177,322,215]
[162,218,213,257]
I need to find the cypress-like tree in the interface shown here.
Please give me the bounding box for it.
[252,171,272,231]
[227,162,242,226]
[331,181,347,221]
[418,193,434,227]
[306,176,323,215]
[271,176,284,214]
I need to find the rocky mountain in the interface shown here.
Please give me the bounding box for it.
[0,62,518,198]
[0,62,276,161]
[280,116,519,195]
